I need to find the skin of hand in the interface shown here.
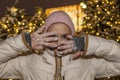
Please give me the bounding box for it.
[47,23,84,59]
[57,35,84,59]
[30,26,58,51]
[30,24,84,59]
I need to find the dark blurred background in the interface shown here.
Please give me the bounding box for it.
[0,0,85,17]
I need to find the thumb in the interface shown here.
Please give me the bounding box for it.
[73,51,84,60]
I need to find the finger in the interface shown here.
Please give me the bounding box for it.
[32,44,43,50]
[39,42,58,48]
[59,40,73,45]
[32,32,57,42]
[57,44,72,50]
[59,48,73,55]
[41,32,56,37]
[44,43,58,48]
[35,46,44,50]
[43,37,58,42]
[72,51,84,60]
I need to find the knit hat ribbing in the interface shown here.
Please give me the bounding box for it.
[44,11,75,35]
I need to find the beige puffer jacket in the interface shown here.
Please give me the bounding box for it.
[0,34,120,80]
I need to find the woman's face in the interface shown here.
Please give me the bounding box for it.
[47,23,71,50]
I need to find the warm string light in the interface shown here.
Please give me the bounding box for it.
[28,6,46,32]
[0,7,29,37]
[0,6,46,40]
[82,0,120,43]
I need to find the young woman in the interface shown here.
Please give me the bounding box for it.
[0,11,120,80]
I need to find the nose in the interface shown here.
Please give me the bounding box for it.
[57,36,63,45]
[57,36,61,45]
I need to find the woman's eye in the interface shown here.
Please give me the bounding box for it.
[50,35,57,37]
[62,35,67,39]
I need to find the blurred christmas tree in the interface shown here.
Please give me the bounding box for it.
[28,6,46,32]
[0,6,46,41]
[0,6,28,41]
[81,0,120,43]
[80,0,120,80]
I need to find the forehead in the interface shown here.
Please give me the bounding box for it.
[47,23,71,35]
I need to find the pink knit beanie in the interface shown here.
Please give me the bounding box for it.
[44,11,75,35]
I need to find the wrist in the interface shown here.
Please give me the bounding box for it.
[24,32,32,47]
[22,32,33,51]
